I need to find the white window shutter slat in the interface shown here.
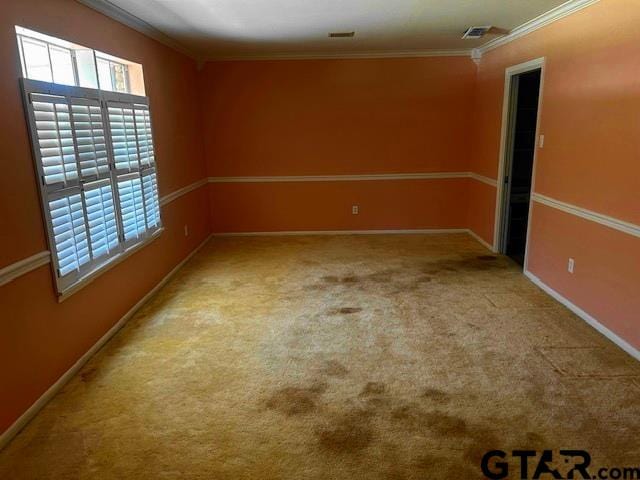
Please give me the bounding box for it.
[108,105,140,172]
[48,192,90,276]
[142,170,160,229]
[116,174,146,241]
[134,105,154,168]
[31,95,79,187]
[84,180,119,260]
[71,101,109,179]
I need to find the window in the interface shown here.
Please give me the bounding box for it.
[16,26,144,96]
[96,56,130,93]
[18,28,161,297]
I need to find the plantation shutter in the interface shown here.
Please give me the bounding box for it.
[22,79,162,295]
[31,94,79,189]
[106,97,161,248]
[83,179,119,260]
[70,99,109,180]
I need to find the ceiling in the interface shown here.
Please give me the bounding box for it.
[99,0,572,59]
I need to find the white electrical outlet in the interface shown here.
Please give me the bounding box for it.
[539,134,545,148]
[352,205,359,215]
[184,225,189,237]
[567,258,575,274]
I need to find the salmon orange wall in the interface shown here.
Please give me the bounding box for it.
[210,179,469,233]
[469,0,640,348]
[200,57,477,232]
[0,0,209,433]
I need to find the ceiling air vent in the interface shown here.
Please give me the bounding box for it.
[328,31,355,38]
[462,26,492,39]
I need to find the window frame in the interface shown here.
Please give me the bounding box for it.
[96,55,131,93]
[17,32,80,87]
[21,78,163,299]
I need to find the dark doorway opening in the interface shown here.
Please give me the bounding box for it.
[501,68,541,266]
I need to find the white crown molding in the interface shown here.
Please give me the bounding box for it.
[205,49,471,62]
[0,233,213,452]
[532,193,640,239]
[75,0,200,61]
[159,178,208,206]
[478,0,600,55]
[524,269,640,362]
[0,251,51,287]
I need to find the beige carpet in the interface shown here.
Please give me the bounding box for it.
[1,234,639,479]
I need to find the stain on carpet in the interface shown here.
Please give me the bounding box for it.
[321,360,349,378]
[266,383,327,416]
[316,410,375,454]
[421,387,450,404]
[360,382,386,396]
[328,307,363,315]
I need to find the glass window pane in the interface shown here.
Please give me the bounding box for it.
[49,45,76,86]
[97,58,113,91]
[112,63,129,93]
[75,49,98,89]
[21,37,52,82]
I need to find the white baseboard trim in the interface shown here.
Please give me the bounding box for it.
[466,229,496,252]
[213,228,468,237]
[524,269,640,362]
[0,233,213,452]
[212,228,497,253]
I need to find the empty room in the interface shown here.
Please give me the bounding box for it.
[1,0,639,478]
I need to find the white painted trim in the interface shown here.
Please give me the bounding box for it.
[159,178,208,206]
[213,228,468,237]
[209,172,494,183]
[214,228,496,253]
[75,0,199,60]
[207,49,471,62]
[532,193,640,239]
[524,269,640,362]
[478,0,600,55]
[0,233,213,452]
[467,229,496,252]
[494,57,546,256]
[0,251,51,287]
[0,180,206,290]
[469,173,498,188]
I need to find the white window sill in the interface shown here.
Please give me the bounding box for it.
[58,228,164,302]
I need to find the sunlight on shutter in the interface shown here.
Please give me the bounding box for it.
[32,94,78,186]
[71,101,109,179]
[117,175,146,241]
[134,105,154,168]
[48,192,90,276]
[142,171,160,229]
[108,105,139,172]
[84,180,119,260]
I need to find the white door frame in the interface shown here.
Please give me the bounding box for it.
[493,57,546,270]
